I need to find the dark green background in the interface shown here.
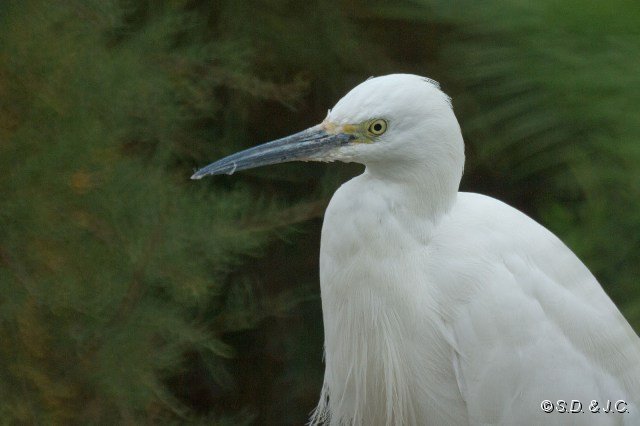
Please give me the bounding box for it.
[1,1,639,424]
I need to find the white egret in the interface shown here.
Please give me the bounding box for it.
[192,74,640,425]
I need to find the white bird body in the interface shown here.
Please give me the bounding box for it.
[193,74,640,426]
[311,75,640,425]
[316,182,640,425]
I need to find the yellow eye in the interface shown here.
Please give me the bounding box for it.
[368,119,387,136]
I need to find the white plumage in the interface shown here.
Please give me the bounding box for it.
[193,74,640,425]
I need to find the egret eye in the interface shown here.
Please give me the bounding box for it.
[368,119,387,136]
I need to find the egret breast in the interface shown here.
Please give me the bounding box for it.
[315,174,468,425]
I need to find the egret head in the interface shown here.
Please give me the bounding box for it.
[191,74,464,184]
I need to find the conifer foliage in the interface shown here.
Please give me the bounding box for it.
[0,1,296,423]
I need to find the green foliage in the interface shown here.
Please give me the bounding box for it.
[0,1,300,423]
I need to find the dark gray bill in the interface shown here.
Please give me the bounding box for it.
[191,125,354,179]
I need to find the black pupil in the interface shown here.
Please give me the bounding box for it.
[373,123,382,132]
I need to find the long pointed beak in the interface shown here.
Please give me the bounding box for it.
[191,125,355,179]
